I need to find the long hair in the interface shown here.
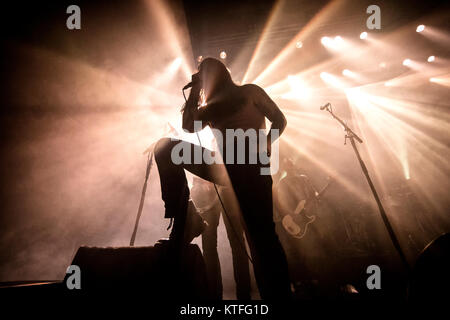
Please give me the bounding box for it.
[198,58,243,121]
[198,58,233,100]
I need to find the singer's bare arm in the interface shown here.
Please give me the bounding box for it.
[248,84,287,148]
[182,83,209,133]
[182,87,199,132]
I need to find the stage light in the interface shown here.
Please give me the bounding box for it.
[416,25,425,32]
[334,36,343,44]
[342,69,352,77]
[282,75,311,100]
[398,144,411,181]
[321,36,344,49]
[428,76,450,87]
[144,0,194,79]
[220,51,227,59]
[197,55,203,63]
[402,59,412,66]
[401,155,411,180]
[427,55,435,62]
[321,37,332,46]
[251,0,346,85]
[168,57,182,73]
[320,72,344,88]
[295,41,303,48]
[360,32,368,40]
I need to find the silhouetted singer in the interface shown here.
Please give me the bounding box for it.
[153,58,291,299]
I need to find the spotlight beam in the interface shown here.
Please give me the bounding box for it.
[241,0,282,84]
[251,0,344,86]
[144,0,194,79]
[282,136,370,200]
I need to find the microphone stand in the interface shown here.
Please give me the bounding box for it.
[129,123,179,246]
[130,149,153,246]
[322,104,411,274]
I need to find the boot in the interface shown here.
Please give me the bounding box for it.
[184,200,208,244]
[169,199,208,246]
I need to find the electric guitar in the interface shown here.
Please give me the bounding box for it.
[281,176,333,239]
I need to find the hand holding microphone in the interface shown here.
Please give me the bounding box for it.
[183,72,202,90]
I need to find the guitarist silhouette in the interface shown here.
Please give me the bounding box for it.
[274,158,332,239]
[273,157,333,291]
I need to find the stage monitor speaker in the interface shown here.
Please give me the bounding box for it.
[63,242,208,299]
[409,232,450,301]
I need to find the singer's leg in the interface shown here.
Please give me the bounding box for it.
[226,163,291,300]
[154,137,227,219]
[154,137,228,250]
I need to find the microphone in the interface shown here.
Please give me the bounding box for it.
[320,102,331,110]
[183,73,201,90]
[182,82,193,90]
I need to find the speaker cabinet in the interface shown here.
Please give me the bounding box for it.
[64,243,208,299]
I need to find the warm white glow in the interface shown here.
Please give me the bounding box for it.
[320,72,345,88]
[321,36,332,46]
[197,55,203,63]
[404,168,411,180]
[416,24,425,32]
[427,55,435,62]
[342,69,352,76]
[321,36,344,49]
[168,57,182,73]
[360,32,368,40]
[144,0,194,79]
[427,76,450,87]
[334,36,343,44]
[220,51,227,59]
[295,41,303,48]
[379,62,386,68]
[403,59,412,66]
[282,75,311,100]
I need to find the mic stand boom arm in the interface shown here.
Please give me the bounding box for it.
[323,104,411,274]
